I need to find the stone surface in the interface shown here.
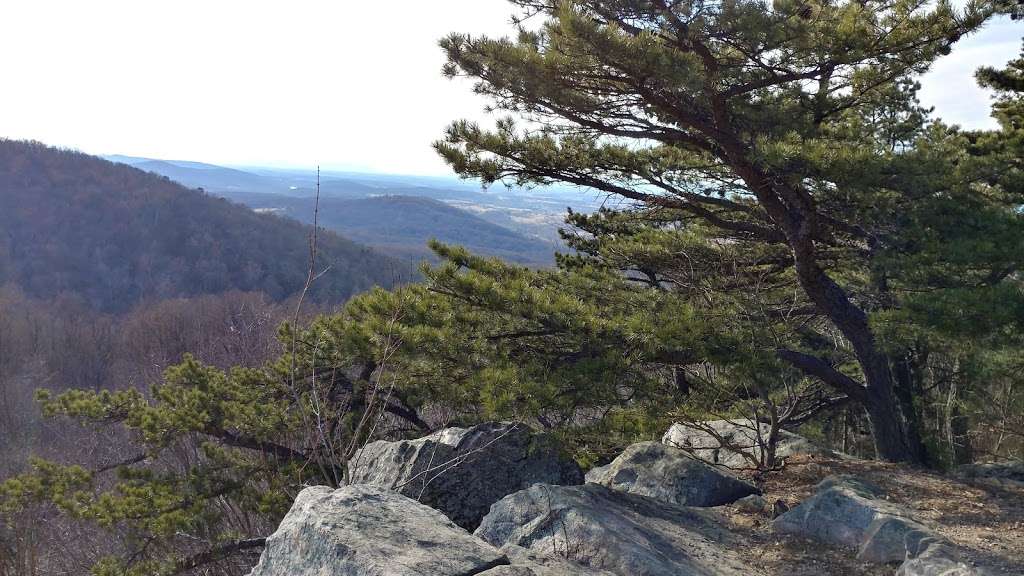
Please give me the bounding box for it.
[662,419,829,469]
[475,482,755,576]
[954,461,1024,488]
[248,485,508,576]
[774,475,906,550]
[585,441,758,506]
[479,545,614,576]
[773,475,988,570]
[858,514,934,563]
[734,494,769,515]
[480,567,538,576]
[348,421,583,530]
[896,543,991,576]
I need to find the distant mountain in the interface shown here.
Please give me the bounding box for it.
[105,155,606,257]
[220,192,558,265]
[104,155,293,194]
[1,140,414,312]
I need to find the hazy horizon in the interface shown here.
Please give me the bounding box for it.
[1,1,1019,177]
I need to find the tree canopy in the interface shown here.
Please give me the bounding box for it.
[434,0,1013,463]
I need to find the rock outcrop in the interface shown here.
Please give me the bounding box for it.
[896,543,990,576]
[481,545,614,576]
[347,421,583,530]
[954,460,1024,489]
[248,485,508,576]
[585,441,758,506]
[662,418,828,469]
[248,423,1007,576]
[774,476,989,574]
[475,483,755,576]
[733,494,770,515]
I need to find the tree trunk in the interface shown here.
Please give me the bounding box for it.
[673,366,691,396]
[790,248,924,464]
[860,354,923,463]
[947,375,974,466]
[785,235,924,464]
[893,354,931,465]
[725,140,927,465]
[949,404,973,466]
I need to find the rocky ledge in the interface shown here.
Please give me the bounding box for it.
[248,420,1009,576]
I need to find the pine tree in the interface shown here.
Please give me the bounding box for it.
[435,0,1002,463]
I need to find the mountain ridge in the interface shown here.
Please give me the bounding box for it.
[0,140,414,312]
[219,191,558,265]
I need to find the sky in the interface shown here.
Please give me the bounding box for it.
[0,1,1019,177]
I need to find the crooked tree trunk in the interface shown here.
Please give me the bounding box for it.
[721,147,925,463]
[801,272,924,463]
[782,205,925,464]
[862,357,922,463]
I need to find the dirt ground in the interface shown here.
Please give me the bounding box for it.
[718,454,1024,575]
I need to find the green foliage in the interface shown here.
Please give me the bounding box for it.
[1,338,354,574]
[433,0,1018,464]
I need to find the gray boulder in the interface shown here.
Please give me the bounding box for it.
[662,419,828,469]
[248,485,508,576]
[475,483,755,576]
[896,542,991,576]
[954,460,1024,488]
[480,568,538,576]
[480,545,614,576]
[348,422,583,530]
[733,494,769,515]
[774,475,897,551]
[585,441,758,506]
[773,475,985,571]
[862,515,945,564]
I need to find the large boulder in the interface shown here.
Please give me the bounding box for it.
[662,419,827,469]
[896,543,991,576]
[248,485,508,576]
[475,483,754,576]
[480,545,614,576]
[774,475,987,573]
[348,422,583,530]
[774,475,900,553]
[585,441,758,506]
[954,460,1024,489]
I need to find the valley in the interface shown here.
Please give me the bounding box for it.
[105,154,608,265]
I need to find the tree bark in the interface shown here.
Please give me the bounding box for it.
[727,151,925,464]
[946,374,974,466]
[893,354,931,465]
[810,287,922,464]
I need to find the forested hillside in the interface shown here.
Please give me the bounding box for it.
[0,140,414,312]
[222,192,557,264]
[106,155,600,257]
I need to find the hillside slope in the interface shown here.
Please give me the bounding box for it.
[0,140,414,311]
[221,192,558,264]
[107,155,597,258]
[105,155,301,195]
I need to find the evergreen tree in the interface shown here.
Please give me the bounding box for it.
[435,0,1004,463]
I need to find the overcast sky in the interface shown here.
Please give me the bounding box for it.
[0,1,1018,176]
